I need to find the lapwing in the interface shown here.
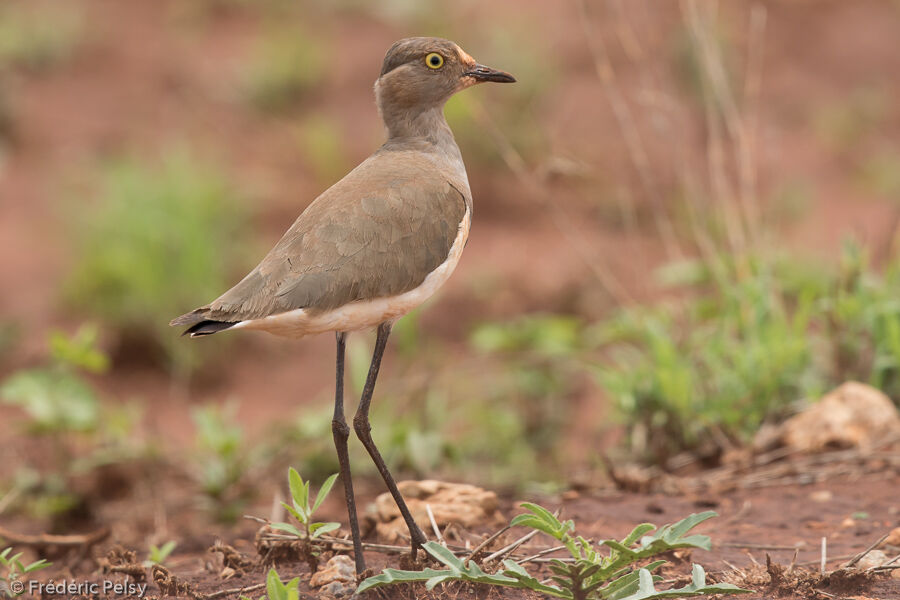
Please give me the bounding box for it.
[171,37,515,573]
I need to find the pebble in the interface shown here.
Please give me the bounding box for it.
[810,490,833,503]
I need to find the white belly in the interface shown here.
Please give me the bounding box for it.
[231,209,470,338]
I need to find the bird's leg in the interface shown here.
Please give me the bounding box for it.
[331,331,366,574]
[353,322,428,556]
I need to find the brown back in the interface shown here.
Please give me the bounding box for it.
[172,148,468,325]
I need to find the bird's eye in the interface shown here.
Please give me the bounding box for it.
[425,53,444,69]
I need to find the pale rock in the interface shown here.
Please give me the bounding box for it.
[309,555,355,589]
[856,549,889,570]
[373,480,501,542]
[780,382,900,452]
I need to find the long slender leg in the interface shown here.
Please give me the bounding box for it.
[353,322,428,555]
[331,331,366,574]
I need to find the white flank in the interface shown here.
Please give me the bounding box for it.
[230,208,471,338]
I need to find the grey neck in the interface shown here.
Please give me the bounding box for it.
[378,105,468,187]
[380,104,460,155]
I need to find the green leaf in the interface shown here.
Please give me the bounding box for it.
[616,564,751,600]
[309,522,340,539]
[621,523,656,547]
[265,568,284,600]
[270,522,303,537]
[311,473,338,514]
[285,577,300,600]
[512,502,572,540]
[280,501,304,524]
[287,467,306,511]
[423,542,464,573]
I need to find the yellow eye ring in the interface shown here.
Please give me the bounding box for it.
[425,52,444,69]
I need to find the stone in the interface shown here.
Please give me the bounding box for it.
[372,480,502,542]
[856,549,889,570]
[780,382,900,452]
[309,555,355,589]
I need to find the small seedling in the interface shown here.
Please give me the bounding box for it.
[360,506,750,599]
[240,568,299,600]
[144,541,177,567]
[0,547,50,598]
[271,467,340,542]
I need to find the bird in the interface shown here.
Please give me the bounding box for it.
[170,37,514,574]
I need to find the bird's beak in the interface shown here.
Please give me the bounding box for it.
[464,64,516,84]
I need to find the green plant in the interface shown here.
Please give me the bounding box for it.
[822,241,900,399]
[64,149,253,374]
[596,254,824,462]
[0,326,148,520]
[467,314,584,471]
[0,3,82,73]
[191,403,260,523]
[0,547,50,598]
[360,506,749,599]
[264,468,339,573]
[241,568,300,600]
[1,325,106,434]
[144,541,177,567]
[241,28,327,112]
[271,467,339,542]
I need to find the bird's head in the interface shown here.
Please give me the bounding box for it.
[374,37,515,123]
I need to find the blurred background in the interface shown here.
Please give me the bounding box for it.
[1,0,900,530]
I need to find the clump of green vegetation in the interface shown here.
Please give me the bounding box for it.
[241,28,327,113]
[0,3,83,73]
[191,403,264,523]
[360,506,749,599]
[820,242,900,398]
[0,326,146,520]
[0,547,51,598]
[1,324,106,434]
[468,315,583,466]
[596,258,818,462]
[64,149,253,374]
[596,240,900,462]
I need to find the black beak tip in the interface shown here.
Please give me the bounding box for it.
[467,64,517,84]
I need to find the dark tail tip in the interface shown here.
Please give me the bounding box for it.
[182,320,238,337]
